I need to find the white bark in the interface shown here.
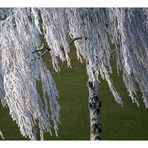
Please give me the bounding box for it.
[86,61,101,140]
[87,80,101,140]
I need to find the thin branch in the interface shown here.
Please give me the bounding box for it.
[32,37,84,55]
[29,37,85,66]
[69,37,83,45]
[32,47,51,54]
[40,49,49,57]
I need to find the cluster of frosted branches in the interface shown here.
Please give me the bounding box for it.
[0,8,148,140]
[0,8,59,140]
[107,8,148,106]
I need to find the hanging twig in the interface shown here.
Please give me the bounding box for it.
[32,47,51,54]
[69,37,83,46]
[29,37,87,66]
[0,130,4,140]
[31,37,84,57]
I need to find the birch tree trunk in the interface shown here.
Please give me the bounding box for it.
[87,79,102,140]
[86,60,102,140]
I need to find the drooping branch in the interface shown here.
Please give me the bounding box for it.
[0,130,4,140]
[30,37,84,66]
[69,37,83,46]
[32,47,50,54]
[0,8,148,141]
[32,37,83,56]
[0,8,60,140]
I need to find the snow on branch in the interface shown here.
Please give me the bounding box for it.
[0,8,148,140]
[32,37,83,56]
[0,8,60,140]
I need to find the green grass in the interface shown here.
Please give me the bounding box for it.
[0,49,148,140]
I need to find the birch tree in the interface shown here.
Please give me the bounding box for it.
[0,8,148,140]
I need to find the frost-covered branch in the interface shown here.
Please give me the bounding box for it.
[30,37,84,65]
[0,8,148,140]
[32,37,83,55]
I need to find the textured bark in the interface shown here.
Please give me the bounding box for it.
[87,80,101,140]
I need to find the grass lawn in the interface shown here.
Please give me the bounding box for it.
[0,50,148,140]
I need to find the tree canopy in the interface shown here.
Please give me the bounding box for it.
[0,8,148,140]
